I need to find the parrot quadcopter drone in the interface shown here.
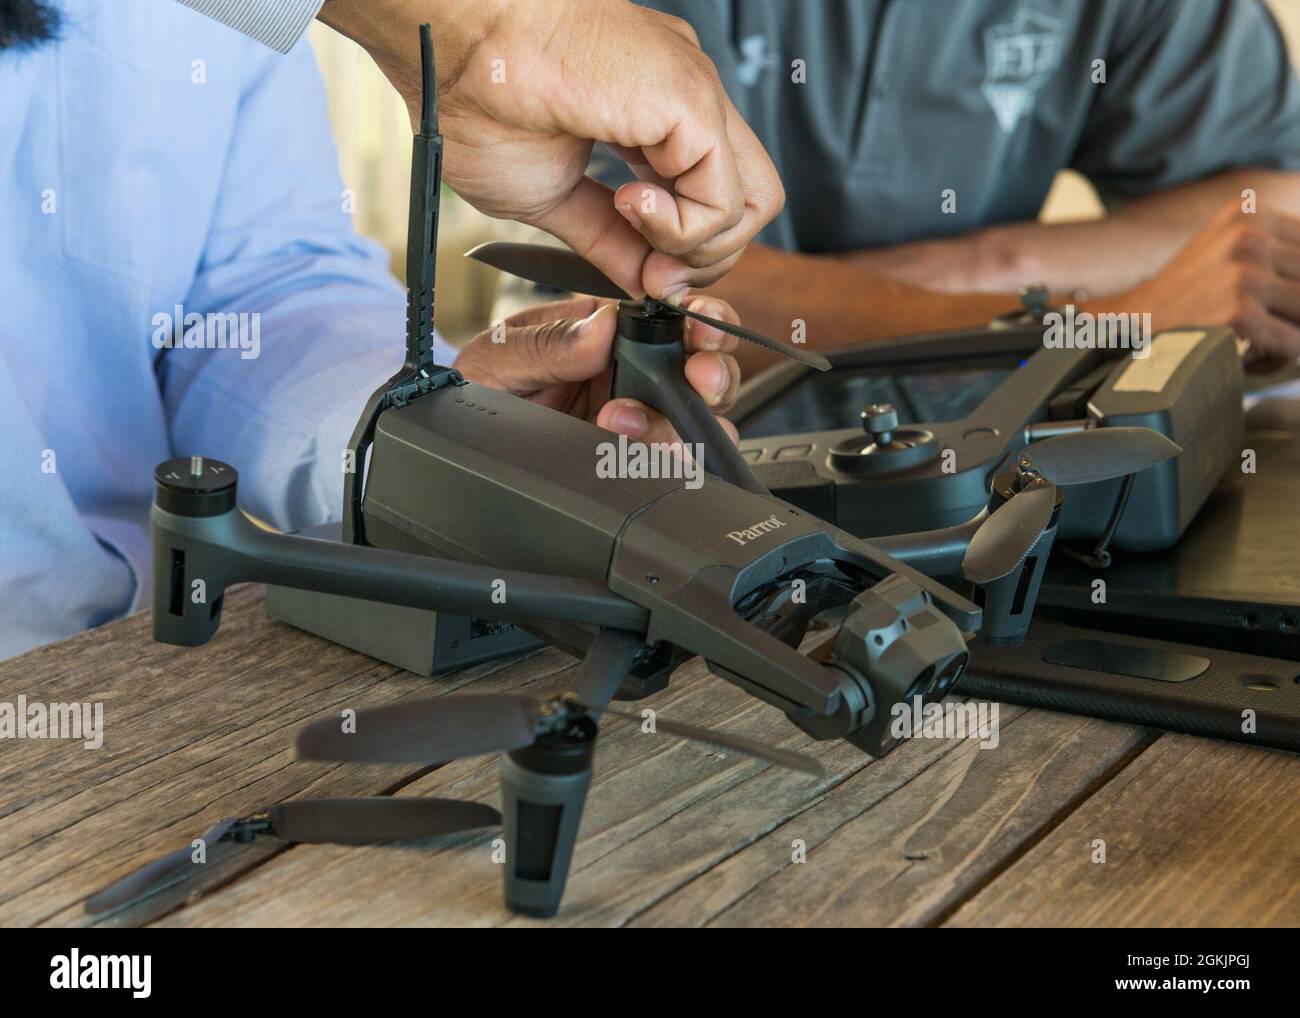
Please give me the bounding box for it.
[85,26,1181,919]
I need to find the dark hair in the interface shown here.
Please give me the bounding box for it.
[0,0,61,49]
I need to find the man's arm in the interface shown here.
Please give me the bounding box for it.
[843,169,1300,298]
[709,187,1300,378]
[703,246,1012,377]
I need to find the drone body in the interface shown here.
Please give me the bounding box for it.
[362,375,978,730]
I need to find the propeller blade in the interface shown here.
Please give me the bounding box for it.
[962,484,1057,585]
[598,705,825,776]
[1026,426,1181,486]
[265,797,501,844]
[466,241,631,300]
[671,302,832,371]
[467,241,831,371]
[568,629,646,711]
[296,694,543,764]
[84,817,237,915]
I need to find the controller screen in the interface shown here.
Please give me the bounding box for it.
[739,358,1021,439]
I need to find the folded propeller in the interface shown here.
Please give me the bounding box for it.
[84,797,501,915]
[466,241,832,371]
[962,426,1182,584]
[296,627,824,776]
[295,693,825,776]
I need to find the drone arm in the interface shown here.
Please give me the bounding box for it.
[868,503,1063,647]
[152,505,648,647]
[611,331,769,496]
[865,511,987,578]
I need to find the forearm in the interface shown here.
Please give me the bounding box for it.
[318,0,504,109]
[846,169,1300,299]
[703,244,1011,377]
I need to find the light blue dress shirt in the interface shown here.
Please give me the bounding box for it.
[0,0,454,659]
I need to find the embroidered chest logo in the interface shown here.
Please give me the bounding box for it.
[981,8,1065,133]
[737,34,777,86]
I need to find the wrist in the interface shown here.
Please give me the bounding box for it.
[319,0,508,97]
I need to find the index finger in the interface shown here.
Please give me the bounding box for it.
[681,296,740,354]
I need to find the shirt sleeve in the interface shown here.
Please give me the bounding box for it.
[158,39,457,532]
[172,0,324,53]
[1071,0,1300,202]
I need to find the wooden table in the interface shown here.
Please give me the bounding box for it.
[3,585,1297,928]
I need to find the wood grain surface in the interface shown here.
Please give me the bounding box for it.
[0,587,1293,927]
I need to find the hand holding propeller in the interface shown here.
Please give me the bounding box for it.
[466,241,831,371]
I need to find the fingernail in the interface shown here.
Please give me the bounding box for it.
[576,305,606,336]
[610,405,649,437]
[659,283,690,305]
[709,358,730,405]
[687,298,723,319]
[616,202,641,230]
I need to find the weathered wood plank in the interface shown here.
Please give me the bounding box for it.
[156,675,1149,928]
[7,584,1289,929]
[944,734,1300,927]
[0,586,566,926]
[630,708,1152,927]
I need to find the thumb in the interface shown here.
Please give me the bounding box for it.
[456,304,618,394]
[527,178,650,299]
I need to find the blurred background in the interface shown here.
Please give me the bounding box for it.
[306,0,1300,345]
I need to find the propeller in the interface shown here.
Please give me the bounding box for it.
[296,693,542,765]
[468,241,630,301]
[84,798,500,914]
[84,816,237,916]
[301,691,824,776]
[1015,425,1181,486]
[298,630,823,776]
[961,426,1182,584]
[466,241,831,371]
[597,704,825,776]
[962,483,1056,586]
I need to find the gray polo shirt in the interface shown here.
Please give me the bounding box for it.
[604,0,1300,252]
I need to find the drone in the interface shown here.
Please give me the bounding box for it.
[86,25,1179,920]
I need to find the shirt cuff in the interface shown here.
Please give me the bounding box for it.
[174,0,325,53]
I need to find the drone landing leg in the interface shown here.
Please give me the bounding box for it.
[499,723,597,918]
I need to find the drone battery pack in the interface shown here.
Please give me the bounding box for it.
[264,523,540,675]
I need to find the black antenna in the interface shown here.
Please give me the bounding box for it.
[404,23,442,373]
[342,24,464,545]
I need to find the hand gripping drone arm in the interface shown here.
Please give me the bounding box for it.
[610,302,768,496]
[151,459,648,648]
[461,243,833,501]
